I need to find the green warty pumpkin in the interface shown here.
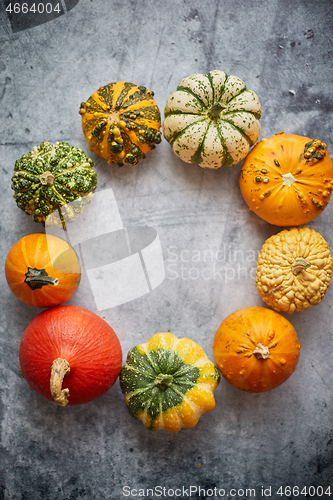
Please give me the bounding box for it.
[11,141,97,226]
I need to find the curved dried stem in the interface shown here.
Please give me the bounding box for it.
[50,358,70,407]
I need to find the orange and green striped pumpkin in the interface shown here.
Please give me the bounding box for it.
[120,332,220,432]
[79,82,162,166]
[5,233,80,308]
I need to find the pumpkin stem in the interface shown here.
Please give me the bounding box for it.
[154,374,174,390]
[50,358,70,407]
[253,343,270,360]
[39,171,55,186]
[107,109,120,125]
[291,257,311,275]
[207,102,225,119]
[282,172,296,187]
[24,267,59,290]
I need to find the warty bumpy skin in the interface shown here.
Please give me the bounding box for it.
[256,227,333,313]
[11,141,97,226]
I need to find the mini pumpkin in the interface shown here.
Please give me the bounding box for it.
[213,307,301,393]
[5,233,80,308]
[79,82,162,166]
[120,332,220,432]
[239,132,333,226]
[162,69,261,169]
[11,141,97,226]
[255,227,333,313]
[19,305,122,406]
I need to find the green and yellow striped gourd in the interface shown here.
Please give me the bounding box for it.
[120,332,220,432]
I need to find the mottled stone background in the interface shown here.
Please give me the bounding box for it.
[0,0,333,499]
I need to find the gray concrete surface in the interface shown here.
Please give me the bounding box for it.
[0,0,333,499]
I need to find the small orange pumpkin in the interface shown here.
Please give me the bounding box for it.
[213,307,301,393]
[5,233,80,308]
[239,132,333,226]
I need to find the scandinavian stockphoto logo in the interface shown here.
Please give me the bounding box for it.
[4,0,81,33]
[45,188,165,311]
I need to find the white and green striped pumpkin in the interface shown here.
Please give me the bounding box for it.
[162,70,262,169]
[119,332,220,432]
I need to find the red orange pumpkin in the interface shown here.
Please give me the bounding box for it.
[19,305,122,406]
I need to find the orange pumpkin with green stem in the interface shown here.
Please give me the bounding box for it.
[213,307,301,393]
[239,132,333,226]
[5,233,80,308]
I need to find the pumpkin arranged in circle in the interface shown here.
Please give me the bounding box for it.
[5,233,80,308]
[162,69,262,169]
[11,141,97,226]
[239,132,333,226]
[120,332,220,432]
[79,82,162,166]
[19,305,122,406]
[213,307,301,393]
[255,227,333,313]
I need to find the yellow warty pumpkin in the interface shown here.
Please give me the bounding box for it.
[256,227,333,313]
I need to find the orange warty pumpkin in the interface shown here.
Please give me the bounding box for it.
[239,132,333,226]
[213,307,301,393]
[5,233,80,308]
[79,81,161,166]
